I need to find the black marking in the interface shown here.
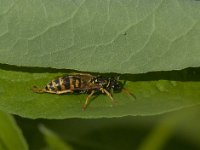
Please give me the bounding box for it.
[57,85,61,91]
[54,79,61,91]
[63,76,70,89]
[78,78,81,87]
[48,82,54,91]
[72,77,76,88]
[45,86,49,90]
[49,82,52,87]
[50,86,55,91]
[54,79,59,85]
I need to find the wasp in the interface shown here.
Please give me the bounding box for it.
[32,73,134,110]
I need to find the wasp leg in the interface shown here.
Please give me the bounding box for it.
[110,88,114,97]
[122,88,136,99]
[83,90,95,111]
[45,90,57,94]
[56,90,73,94]
[101,88,115,106]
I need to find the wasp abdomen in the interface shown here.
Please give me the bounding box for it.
[45,78,61,92]
[45,76,82,92]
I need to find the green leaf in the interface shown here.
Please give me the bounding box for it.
[0,65,200,119]
[0,111,28,150]
[39,125,73,150]
[1,0,200,73]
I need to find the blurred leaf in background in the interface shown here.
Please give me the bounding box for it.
[39,125,73,150]
[15,106,200,150]
[0,110,28,150]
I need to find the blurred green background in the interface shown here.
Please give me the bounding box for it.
[15,105,200,150]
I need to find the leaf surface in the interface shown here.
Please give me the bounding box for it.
[0,0,200,73]
[0,66,200,119]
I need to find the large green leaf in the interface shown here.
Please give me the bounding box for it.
[0,0,200,73]
[0,65,200,119]
[0,111,28,150]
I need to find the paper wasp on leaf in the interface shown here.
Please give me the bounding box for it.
[32,73,135,110]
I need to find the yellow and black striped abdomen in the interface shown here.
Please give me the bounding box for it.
[68,76,81,90]
[45,76,81,92]
[45,78,63,92]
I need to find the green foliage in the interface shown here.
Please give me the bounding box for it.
[0,0,200,73]
[0,66,200,119]
[15,106,200,150]
[0,0,200,149]
[0,0,200,119]
[0,111,28,150]
[39,125,73,150]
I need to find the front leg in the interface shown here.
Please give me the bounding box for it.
[101,88,115,106]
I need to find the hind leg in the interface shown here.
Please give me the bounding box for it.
[83,90,95,110]
[56,90,73,94]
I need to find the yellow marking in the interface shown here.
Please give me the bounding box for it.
[45,90,57,94]
[100,88,104,93]
[106,80,110,87]
[59,78,65,90]
[75,79,80,88]
[69,77,74,90]
[52,80,58,90]
[46,84,51,91]
[56,89,73,94]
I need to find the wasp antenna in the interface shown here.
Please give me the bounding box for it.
[122,88,136,99]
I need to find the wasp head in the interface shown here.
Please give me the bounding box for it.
[108,77,123,92]
[93,76,123,92]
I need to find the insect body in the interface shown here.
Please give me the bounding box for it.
[32,73,130,110]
